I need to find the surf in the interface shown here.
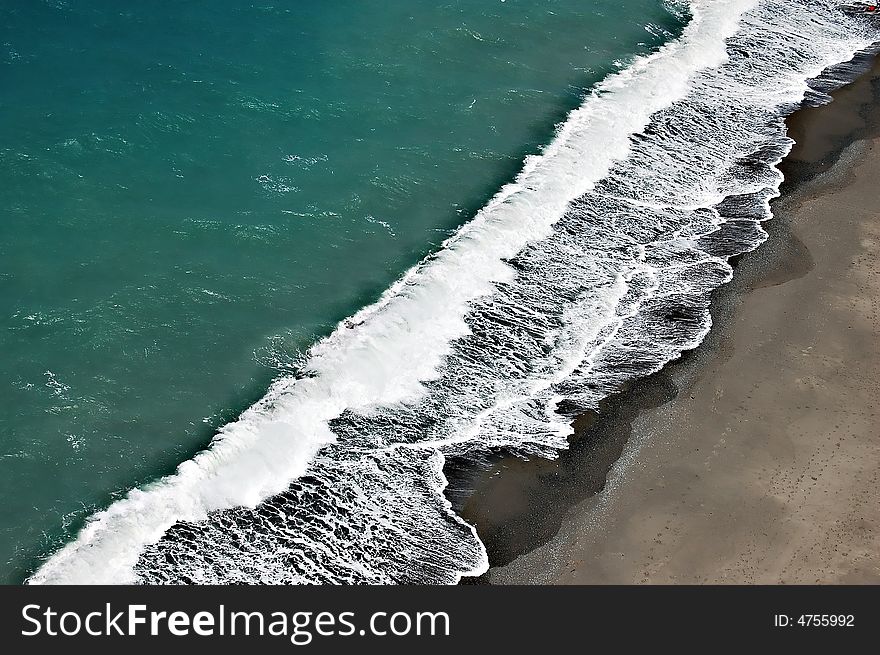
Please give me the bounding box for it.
[29,0,878,584]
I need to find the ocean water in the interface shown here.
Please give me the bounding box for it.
[0,0,682,583]
[3,1,876,584]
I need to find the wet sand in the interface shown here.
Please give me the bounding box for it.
[463,58,880,584]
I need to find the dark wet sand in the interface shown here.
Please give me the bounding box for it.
[460,57,880,584]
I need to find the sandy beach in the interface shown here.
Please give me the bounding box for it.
[464,57,880,585]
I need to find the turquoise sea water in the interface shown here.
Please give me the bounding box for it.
[0,1,682,582]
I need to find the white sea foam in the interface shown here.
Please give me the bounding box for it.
[29,0,878,584]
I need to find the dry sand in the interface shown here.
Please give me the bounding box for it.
[481,64,880,585]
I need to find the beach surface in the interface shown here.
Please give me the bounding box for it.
[471,59,880,585]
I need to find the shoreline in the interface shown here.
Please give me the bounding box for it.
[455,54,880,584]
